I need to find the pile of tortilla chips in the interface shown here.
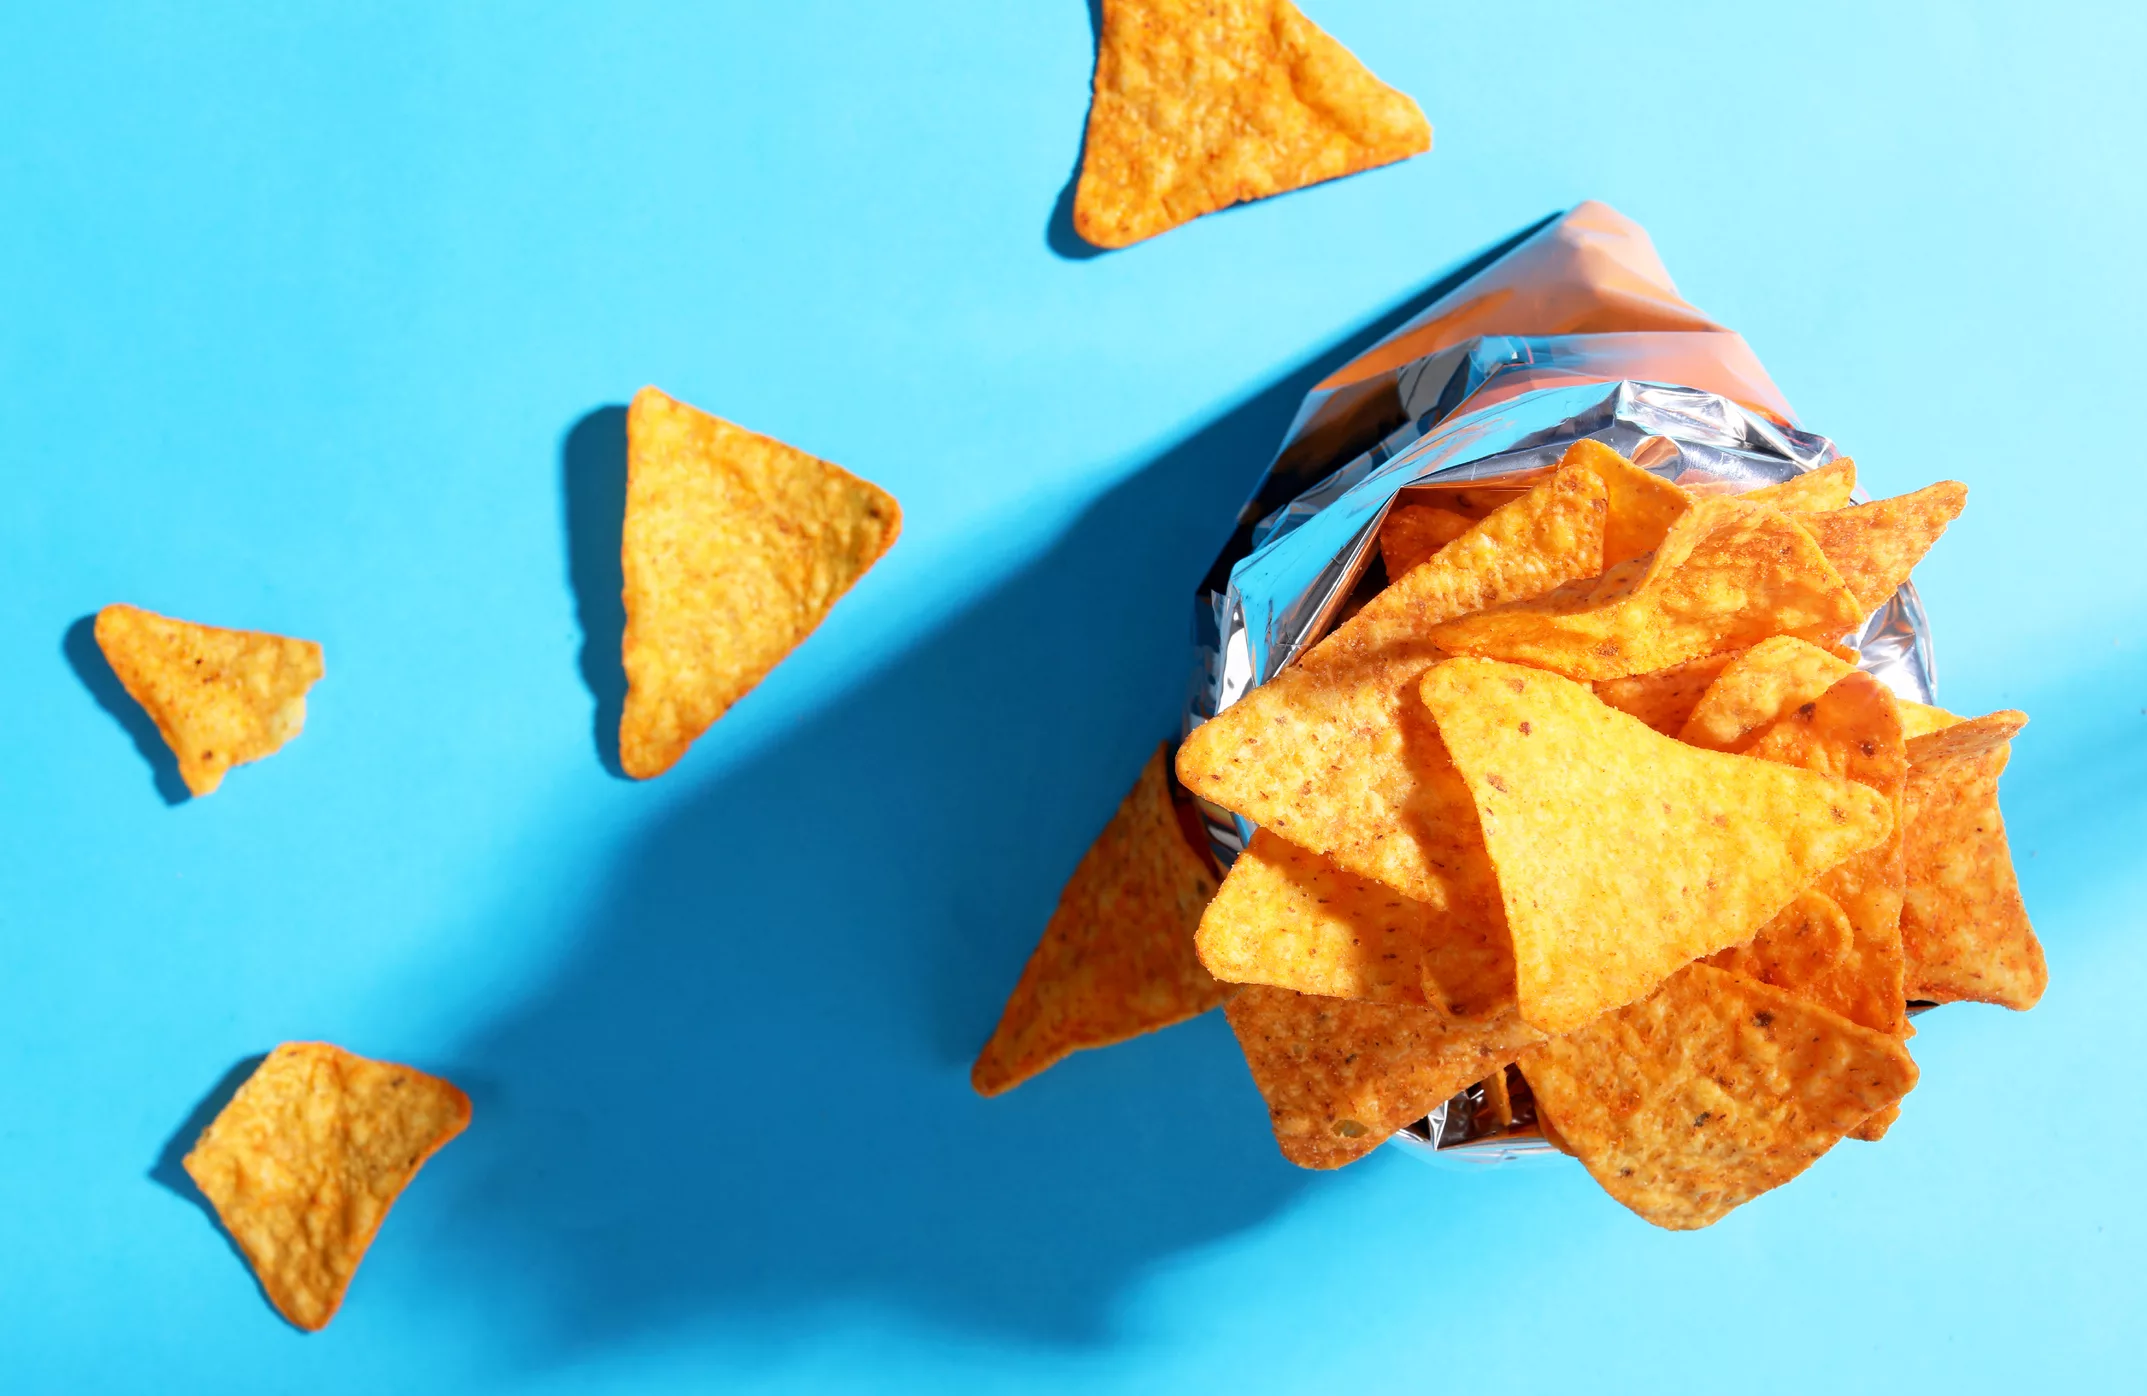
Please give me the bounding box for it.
[979,440,2043,1231]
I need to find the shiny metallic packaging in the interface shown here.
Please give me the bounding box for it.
[1181,203,1936,1162]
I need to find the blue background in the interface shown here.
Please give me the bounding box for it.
[3,3,2140,1390]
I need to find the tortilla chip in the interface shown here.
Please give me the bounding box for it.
[1731,672,1911,1042]
[619,386,901,779]
[1900,712,2046,1009]
[1743,458,1857,512]
[92,604,323,797]
[1418,659,1893,1034]
[1591,651,1738,735]
[973,746,1226,1095]
[1072,0,1431,248]
[1226,986,1542,1168]
[1478,1067,1515,1132]
[1177,463,1607,905]
[182,1043,471,1331]
[1427,497,1865,681]
[1518,964,1917,1229]
[1556,439,1693,566]
[1679,636,1855,753]
[1196,829,1516,1015]
[1899,700,1962,739]
[1795,482,1967,612]
[1851,1103,1903,1143]
[1379,503,1475,579]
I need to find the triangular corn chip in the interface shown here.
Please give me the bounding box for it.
[1517,963,1917,1229]
[1378,502,1475,580]
[1743,458,1857,512]
[1177,463,1607,904]
[973,747,1225,1096]
[1729,672,1911,1044]
[1071,0,1431,248]
[93,603,323,797]
[619,386,901,779]
[183,1042,470,1331]
[1900,712,2046,1008]
[1679,635,1856,753]
[1557,439,1692,566]
[1195,828,1516,1014]
[1418,658,1893,1034]
[1427,497,1864,681]
[1592,651,1739,735]
[1226,985,1542,1169]
[1795,482,1966,612]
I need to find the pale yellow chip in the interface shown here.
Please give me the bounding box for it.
[183,1042,471,1331]
[1518,963,1917,1229]
[93,604,322,797]
[1379,503,1476,580]
[1427,497,1865,681]
[1195,828,1517,1016]
[619,387,901,780]
[1556,439,1693,566]
[1226,985,1542,1168]
[1678,635,1856,753]
[1418,658,1894,1034]
[1795,481,1967,612]
[1177,462,1607,905]
[1743,458,1857,512]
[1730,671,1912,1044]
[973,747,1226,1096]
[1900,712,2047,1009]
[1071,0,1431,248]
[1591,651,1739,735]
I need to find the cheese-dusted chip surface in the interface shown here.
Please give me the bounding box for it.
[1427,497,1864,681]
[93,604,323,797]
[1679,635,1856,753]
[972,747,1225,1096]
[1378,502,1475,580]
[1195,828,1516,1015]
[1796,481,1967,612]
[1743,458,1857,512]
[1072,0,1430,248]
[1519,964,1916,1229]
[182,1043,470,1331]
[1418,658,1893,1034]
[1591,651,1739,735]
[619,386,901,779]
[1226,986,1541,1169]
[1900,712,2046,1008]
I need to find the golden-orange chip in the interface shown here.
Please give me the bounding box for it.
[93,604,323,797]
[619,387,901,779]
[1795,482,1966,612]
[1378,502,1476,579]
[1418,658,1893,1034]
[1226,985,1541,1168]
[1679,635,1856,753]
[1743,458,1857,512]
[1899,700,1962,739]
[1427,497,1864,681]
[1518,963,1917,1229]
[1900,712,2046,1009]
[1072,0,1431,248]
[1556,439,1693,566]
[1195,829,1515,1016]
[183,1043,471,1331]
[972,747,1226,1096]
[1177,463,1608,905]
[1591,651,1738,735]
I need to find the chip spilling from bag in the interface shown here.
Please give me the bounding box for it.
[619,386,901,780]
[1071,0,1431,248]
[183,1043,471,1330]
[93,603,324,797]
[984,436,2036,1228]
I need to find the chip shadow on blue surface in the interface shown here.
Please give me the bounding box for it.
[149,1053,279,1318]
[561,405,632,779]
[444,218,1558,1355]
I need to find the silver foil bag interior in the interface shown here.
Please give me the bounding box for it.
[1182,333,1936,1163]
